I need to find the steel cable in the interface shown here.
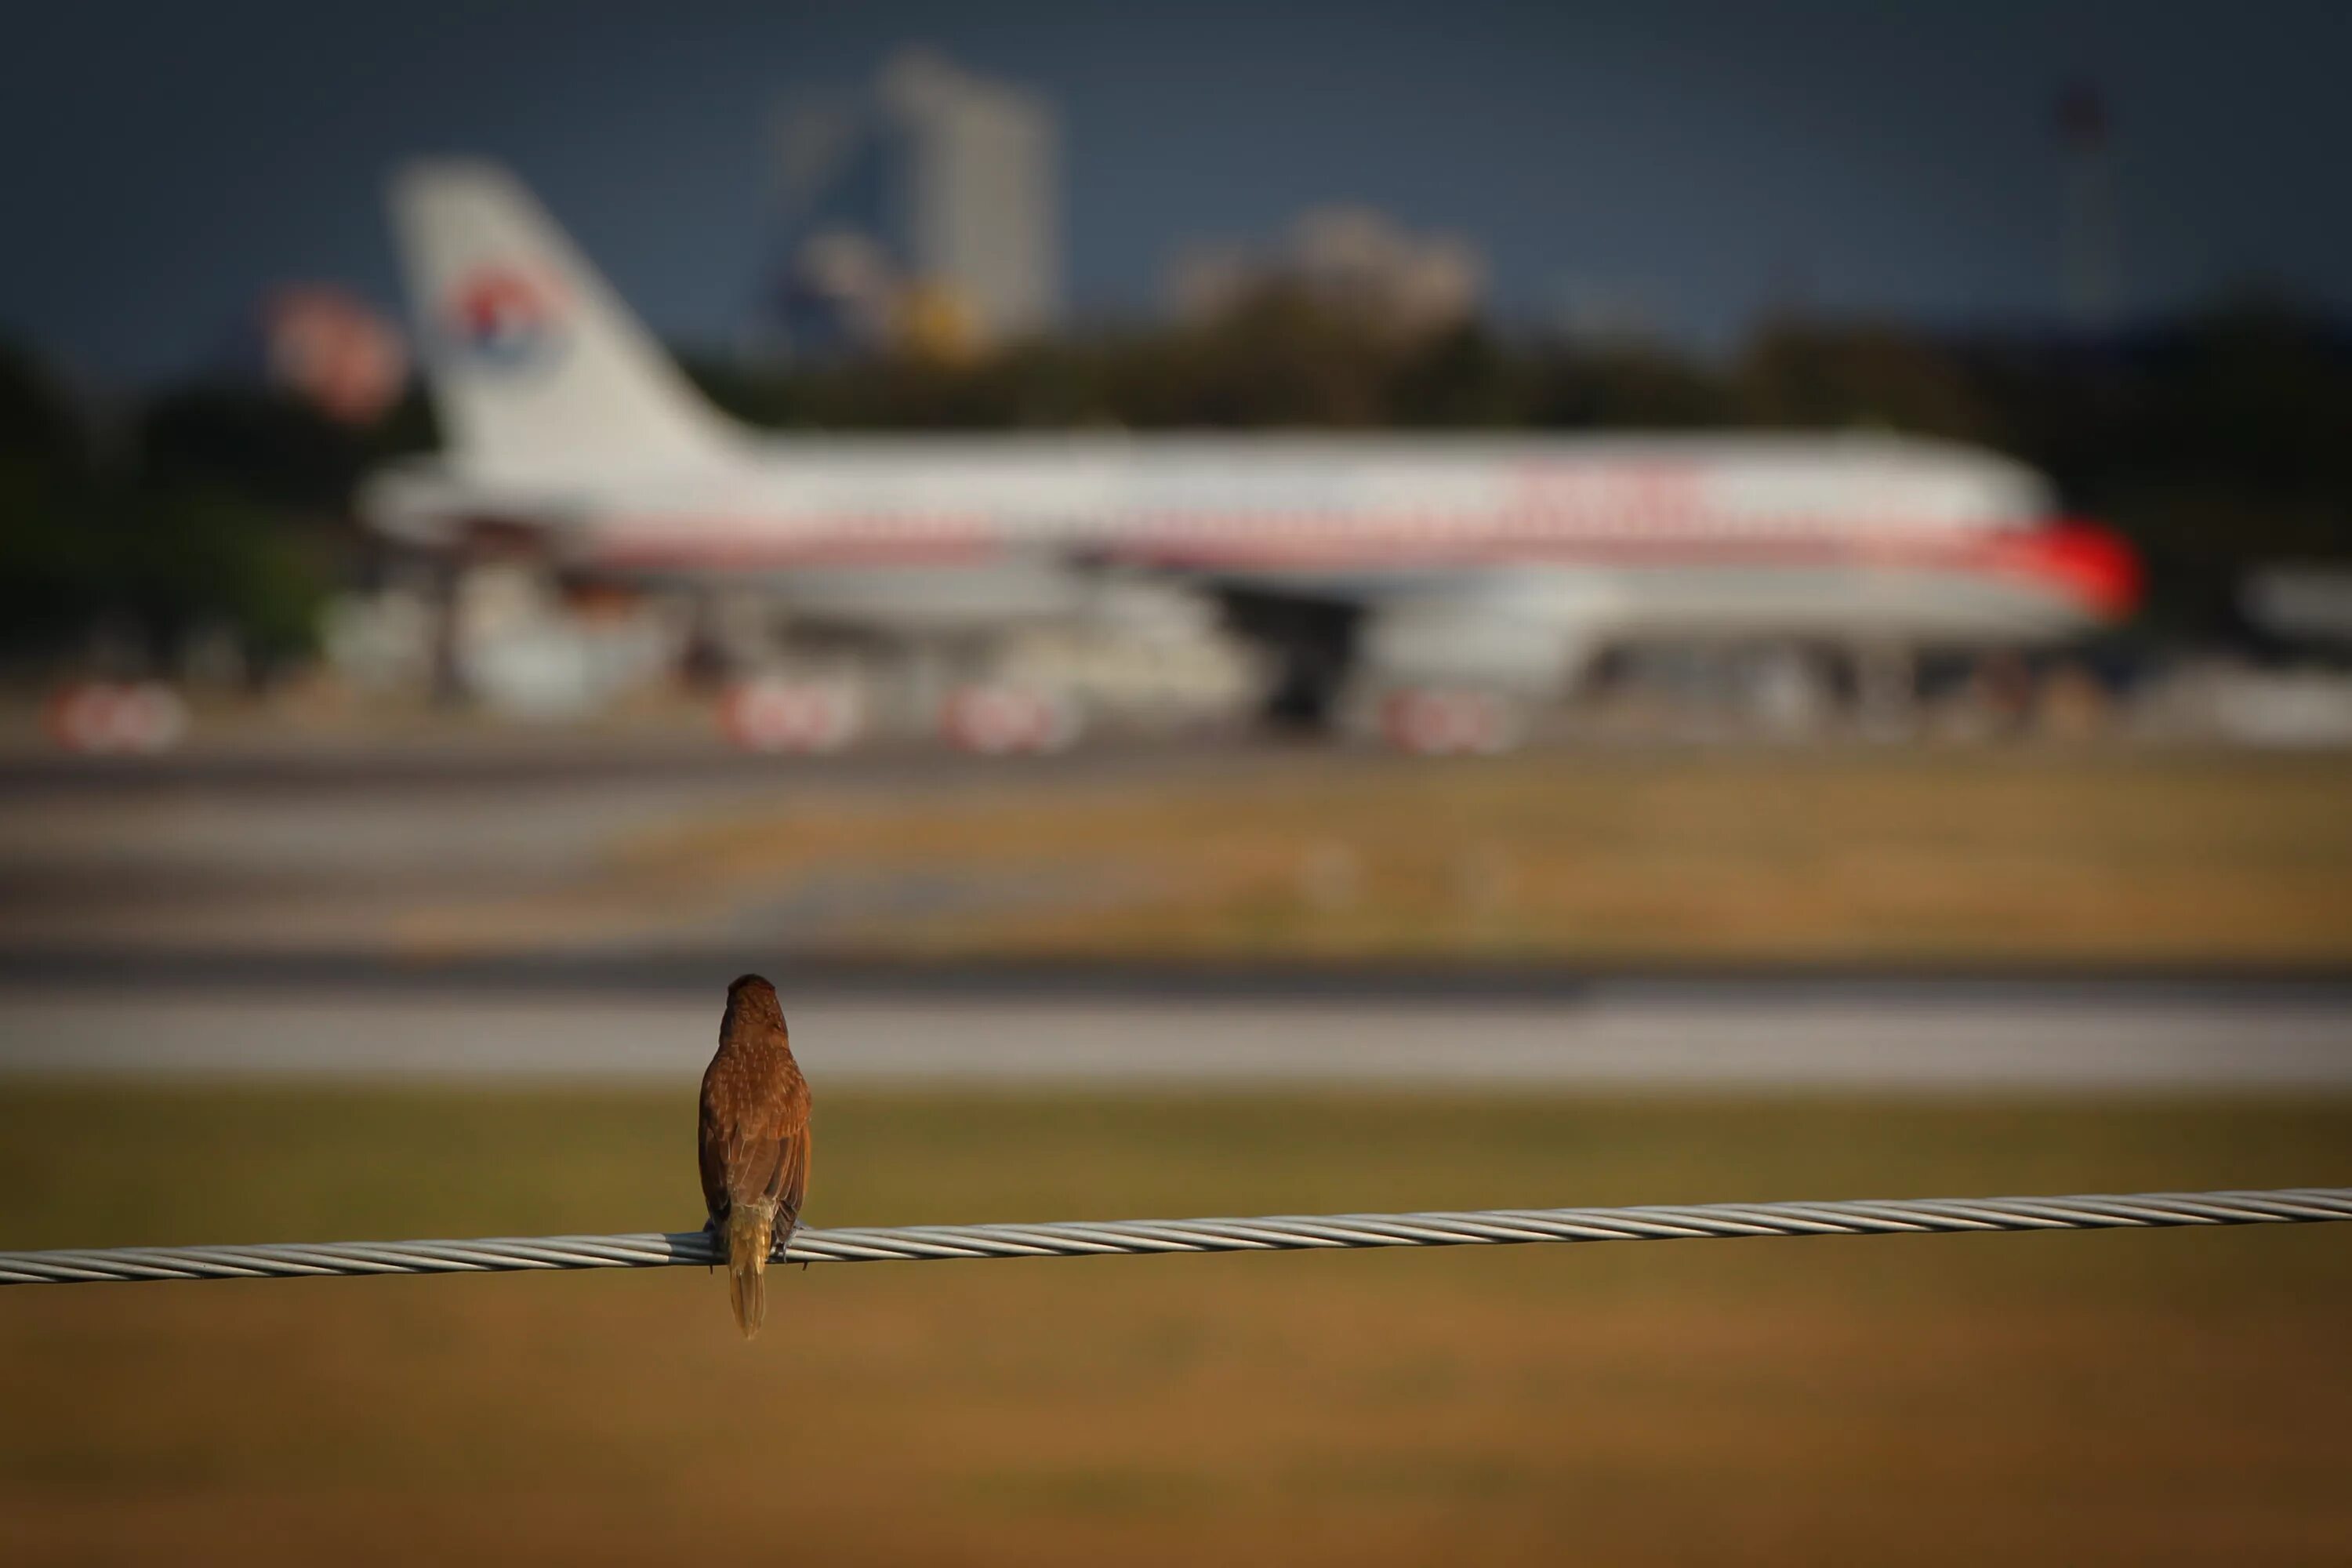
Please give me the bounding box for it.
[2,1188,2347,1287]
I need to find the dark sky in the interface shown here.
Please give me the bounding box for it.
[5,1,2348,382]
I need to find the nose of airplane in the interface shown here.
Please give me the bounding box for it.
[2004,518,2144,622]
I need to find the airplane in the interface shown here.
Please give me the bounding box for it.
[361,160,2141,750]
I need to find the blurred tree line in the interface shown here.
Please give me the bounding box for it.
[0,343,426,677]
[1,289,2346,673]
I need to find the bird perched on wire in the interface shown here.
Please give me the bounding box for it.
[698,974,812,1338]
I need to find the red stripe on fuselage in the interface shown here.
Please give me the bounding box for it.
[581,513,2143,620]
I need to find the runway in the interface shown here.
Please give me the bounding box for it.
[4,736,2347,1091]
[4,981,2347,1091]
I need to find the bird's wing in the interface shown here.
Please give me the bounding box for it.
[758,1069,812,1229]
[697,1100,731,1224]
[724,1121,783,1207]
[771,1116,811,1233]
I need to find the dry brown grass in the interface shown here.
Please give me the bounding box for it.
[3,1086,2350,1565]
[400,747,2352,964]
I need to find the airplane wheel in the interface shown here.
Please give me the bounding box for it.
[719,679,863,753]
[1379,688,1524,756]
[941,685,1082,755]
[45,681,190,755]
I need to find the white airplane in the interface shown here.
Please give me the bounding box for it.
[362,161,2139,745]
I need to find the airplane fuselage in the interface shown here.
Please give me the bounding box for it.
[367,430,2136,655]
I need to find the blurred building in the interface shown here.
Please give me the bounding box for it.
[774,230,903,359]
[1168,207,1485,334]
[772,47,1062,358]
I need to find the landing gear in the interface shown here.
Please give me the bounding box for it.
[1850,643,1919,739]
[1221,592,1362,732]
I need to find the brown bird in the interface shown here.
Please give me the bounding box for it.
[697,974,812,1338]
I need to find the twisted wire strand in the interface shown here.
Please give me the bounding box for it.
[3,1188,2347,1287]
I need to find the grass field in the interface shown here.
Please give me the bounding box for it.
[402,747,2352,965]
[3,1084,2350,1565]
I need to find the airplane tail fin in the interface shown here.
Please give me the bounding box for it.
[387,159,742,478]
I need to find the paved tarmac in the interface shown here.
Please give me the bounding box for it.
[3,981,2346,1090]
[4,735,2346,1091]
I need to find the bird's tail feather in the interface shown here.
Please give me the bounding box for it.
[725,1207,774,1339]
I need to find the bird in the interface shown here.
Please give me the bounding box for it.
[697,974,812,1338]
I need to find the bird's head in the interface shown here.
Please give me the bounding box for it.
[724,973,786,1028]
